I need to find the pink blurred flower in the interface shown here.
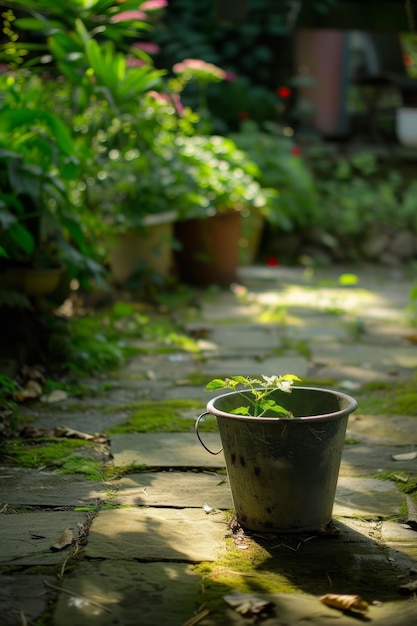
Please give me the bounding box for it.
[127,58,147,67]
[141,0,168,11]
[110,10,146,22]
[148,90,184,116]
[148,90,169,103]
[173,58,226,82]
[133,42,160,54]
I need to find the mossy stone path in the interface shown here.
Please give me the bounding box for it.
[1,265,417,625]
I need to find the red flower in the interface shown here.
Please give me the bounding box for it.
[266,257,279,266]
[277,86,291,99]
[291,145,302,157]
[239,111,249,120]
[403,54,414,67]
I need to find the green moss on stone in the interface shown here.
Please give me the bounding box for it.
[2,438,90,468]
[355,375,417,415]
[106,399,216,433]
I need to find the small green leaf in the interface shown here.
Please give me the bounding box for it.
[339,273,358,286]
[281,374,302,382]
[231,406,251,415]
[204,379,228,391]
[231,375,251,385]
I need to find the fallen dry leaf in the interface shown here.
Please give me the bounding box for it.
[224,590,274,616]
[181,608,210,626]
[318,522,340,536]
[51,528,74,551]
[20,425,50,438]
[391,452,417,461]
[41,389,68,403]
[320,594,368,613]
[54,426,95,440]
[399,580,417,593]
[21,364,45,381]
[16,380,43,402]
[53,426,108,443]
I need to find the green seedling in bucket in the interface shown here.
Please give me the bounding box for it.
[204,374,301,418]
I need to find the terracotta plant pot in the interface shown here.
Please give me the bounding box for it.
[174,210,241,287]
[108,211,176,285]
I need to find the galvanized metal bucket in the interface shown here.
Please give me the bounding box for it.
[196,386,358,533]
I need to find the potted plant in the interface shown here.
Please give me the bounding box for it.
[0,74,103,301]
[81,89,202,285]
[87,140,180,285]
[196,374,358,533]
[229,120,320,262]
[1,0,169,291]
[173,133,273,286]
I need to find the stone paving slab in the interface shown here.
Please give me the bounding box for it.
[112,471,232,508]
[85,507,227,562]
[311,361,415,383]
[111,472,404,520]
[205,325,288,352]
[0,511,86,565]
[334,477,405,518]
[0,575,56,626]
[111,432,225,468]
[53,561,199,626]
[347,414,417,446]
[284,318,350,342]
[311,341,417,370]
[0,467,109,506]
[111,432,417,476]
[201,355,309,377]
[341,444,417,476]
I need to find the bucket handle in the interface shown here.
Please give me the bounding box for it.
[195,412,223,455]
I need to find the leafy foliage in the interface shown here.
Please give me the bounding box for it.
[205,374,301,417]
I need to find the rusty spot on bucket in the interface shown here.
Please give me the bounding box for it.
[231,453,236,464]
[240,456,246,467]
[254,466,261,476]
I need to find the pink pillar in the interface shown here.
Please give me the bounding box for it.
[294,29,348,137]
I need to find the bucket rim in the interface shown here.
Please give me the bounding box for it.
[206,385,358,422]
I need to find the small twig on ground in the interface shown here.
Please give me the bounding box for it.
[43,580,112,613]
[12,609,27,626]
[181,608,210,626]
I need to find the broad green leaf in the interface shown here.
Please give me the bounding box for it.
[9,222,35,255]
[204,379,228,391]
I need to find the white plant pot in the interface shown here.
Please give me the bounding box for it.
[396,107,417,147]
